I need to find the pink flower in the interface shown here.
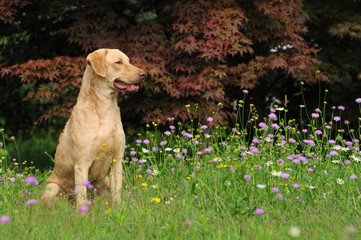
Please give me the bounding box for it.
[26,199,37,205]
[356,98,361,103]
[314,130,322,135]
[268,113,277,119]
[207,117,213,122]
[244,175,251,179]
[329,150,338,156]
[311,113,319,118]
[164,131,171,136]
[25,176,38,185]
[0,215,10,224]
[333,116,341,121]
[255,208,265,215]
[81,181,94,189]
[250,147,259,154]
[293,183,299,188]
[79,205,89,213]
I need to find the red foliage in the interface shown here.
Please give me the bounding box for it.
[0,0,29,23]
[0,0,327,124]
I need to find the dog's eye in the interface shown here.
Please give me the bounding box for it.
[115,61,122,65]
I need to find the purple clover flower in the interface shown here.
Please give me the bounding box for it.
[25,176,38,185]
[164,131,171,136]
[250,147,259,154]
[315,130,322,135]
[204,146,213,152]
[81,180,94,189]
[329,150,338,156]
[255,208,265,215]
[26,199,38,205]
[79,205,89,213]
[350,174,357,180]
[334,116,341,121]
[0,216,10,224]
[311,113,319,118]
[268,113,277,119]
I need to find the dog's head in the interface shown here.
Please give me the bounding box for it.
[86,49,146,93]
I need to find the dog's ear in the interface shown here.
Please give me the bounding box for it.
[86,49,108,77]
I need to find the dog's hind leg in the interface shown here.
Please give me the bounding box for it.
[41,183,62,208]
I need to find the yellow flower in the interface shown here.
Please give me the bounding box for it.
[106,208,112,213]
[151,197,160,203]
[142,182,148,187]
[152,122,158,127]
[113,159,117,162]
[105,201,109,205]
[185,104,190,108]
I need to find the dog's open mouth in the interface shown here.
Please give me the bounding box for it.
[114,80,139,93]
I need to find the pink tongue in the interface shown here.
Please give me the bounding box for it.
[114,81,139,91]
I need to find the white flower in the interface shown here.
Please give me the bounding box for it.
[266,161,273,166]
[151,185,158,189]
[271,171,283,177]
[226,181,231,186]
[213,157,222,162]
[332,160,340,164]
[333,145,342,150]
[204,134,211,138]
[336,178,344,185]
[309,185,316,189]
[173,148,180,153]
[288,226,301,237]
[165,148,172,151]
[350,155,361,162]
[142,148,149,153]
[256,184,266,189]
[276,107,285,111]
[152,170,159,176]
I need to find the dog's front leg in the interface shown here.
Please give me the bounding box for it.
[109,156,123,206]
[74,162,90,207]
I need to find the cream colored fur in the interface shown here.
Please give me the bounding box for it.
[42,49,145,208]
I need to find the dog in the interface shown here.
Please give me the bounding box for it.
[42,49,145,208]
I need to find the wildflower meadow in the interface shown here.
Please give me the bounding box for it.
[1,88,361,239]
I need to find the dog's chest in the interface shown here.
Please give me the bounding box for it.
[97,115,124,151]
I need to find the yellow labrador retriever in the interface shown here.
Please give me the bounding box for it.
[42,49,145,208]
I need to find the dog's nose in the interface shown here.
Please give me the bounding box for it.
[139,71,146,80]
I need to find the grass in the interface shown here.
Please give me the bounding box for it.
[1,89,361,239]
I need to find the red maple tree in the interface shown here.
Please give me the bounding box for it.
[0,0,326,124]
